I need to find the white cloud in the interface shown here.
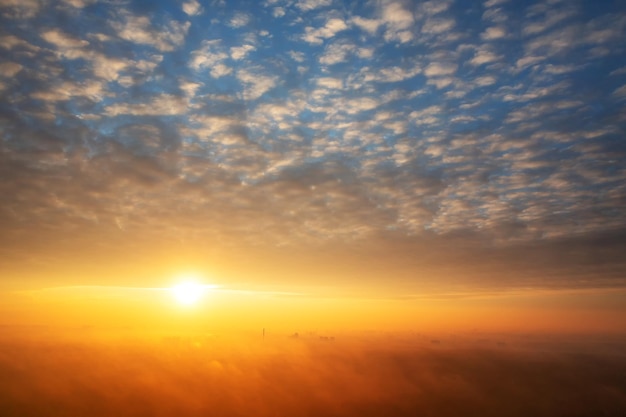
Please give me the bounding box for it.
[237,69,278,100]
[229,12,250,28]
[288,51,306,62]
[542,64,579,75]
[482,7,508,24]
[424,62,457,77]
[481,26,506,40]
[182,0,202,16]
[0,0,41,18]
[231,44,256,60]
[523,25,577,56]
[474,75,496,86]
[187,114,243,140]
[273,7,285,18]
[295,0,332,11]
[484,0,508,7]
[105,94,188,116]
[522,7,577,36]
[613,84,626,99]
[363,65,421,83]
[469,49,499,66]
[428,77,455,89]
[515,55,544,70]
[302,18,349,44]
[134,55,163,72]
[419,0,453,16]
[112,12,190,52]
[179,79,202,98]
[0,61,23,77]
[31,80,105,102]
[409,105,442,125]
[61,0,96,8]
[319,42,353,65]
[450,115,476,123]
[381,1,414,29]
[0,35,40,52]
[41,29,89,49]
[381,1,415,43]
[41,29,128,81]
[344,97,379,114]
[357,47,374,59]
[190,40,231,77]
[92,55,128,81]
[211,63,233,78]
[421,18,455,35]
[316,77,343,89]
[352,16,381,35]
[610,66,626,76]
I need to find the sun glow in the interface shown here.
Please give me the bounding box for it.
[171,281,208,306]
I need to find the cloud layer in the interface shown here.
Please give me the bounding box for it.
[1,332,625,417]
[1,0,625,290]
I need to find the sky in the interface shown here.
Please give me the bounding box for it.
[1,0,626,325]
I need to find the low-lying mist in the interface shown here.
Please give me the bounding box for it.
[1,328,625,417]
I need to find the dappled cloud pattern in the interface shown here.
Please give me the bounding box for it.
[1,1,626,290]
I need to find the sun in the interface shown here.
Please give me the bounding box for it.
[171,281,207,306]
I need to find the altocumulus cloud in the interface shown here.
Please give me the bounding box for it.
[0,0,625,290]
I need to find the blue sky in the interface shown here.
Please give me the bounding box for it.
[1,0,626,292]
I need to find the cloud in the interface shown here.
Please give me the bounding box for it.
[1,0,626,291]
[0,34,41,53]
[469,48,499,66]
[295,0,332,11]
[231,44,256,60]
[613,84,626,99]
[351,16,381,35]
[473,75,496,87]
[111,12,190,52]
[316,77,343,89]
[481,26,506,40]
[360,65,421,83]
[0,62,23,77]
[409,105,442,126]
[515,55,544,70]
[3,332,625,417]
[302,18,349,44]
[39,29,129,82]
[484,0,509,7]
[189,40,232,77]
[0,0,41,18]
[60,0,95,8]
[229,12,250,28]
[421,18,455,35]
[522,4,577,36]
[380,1,415,43]
[185,114,246,143]
[424,62,457,77]
[31,80,105,103]
[41,29,89,49]
[419,0,453,16]
[179,79,202,98]
[104,94,189,117]
[182,0,202,16]
[343,96,379,114]
[319,41,353,65]
[288,51,306,63]
[237,68,278,100]
[272,7,285,18]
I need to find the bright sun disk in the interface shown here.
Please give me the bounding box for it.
[171,281,206,306]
